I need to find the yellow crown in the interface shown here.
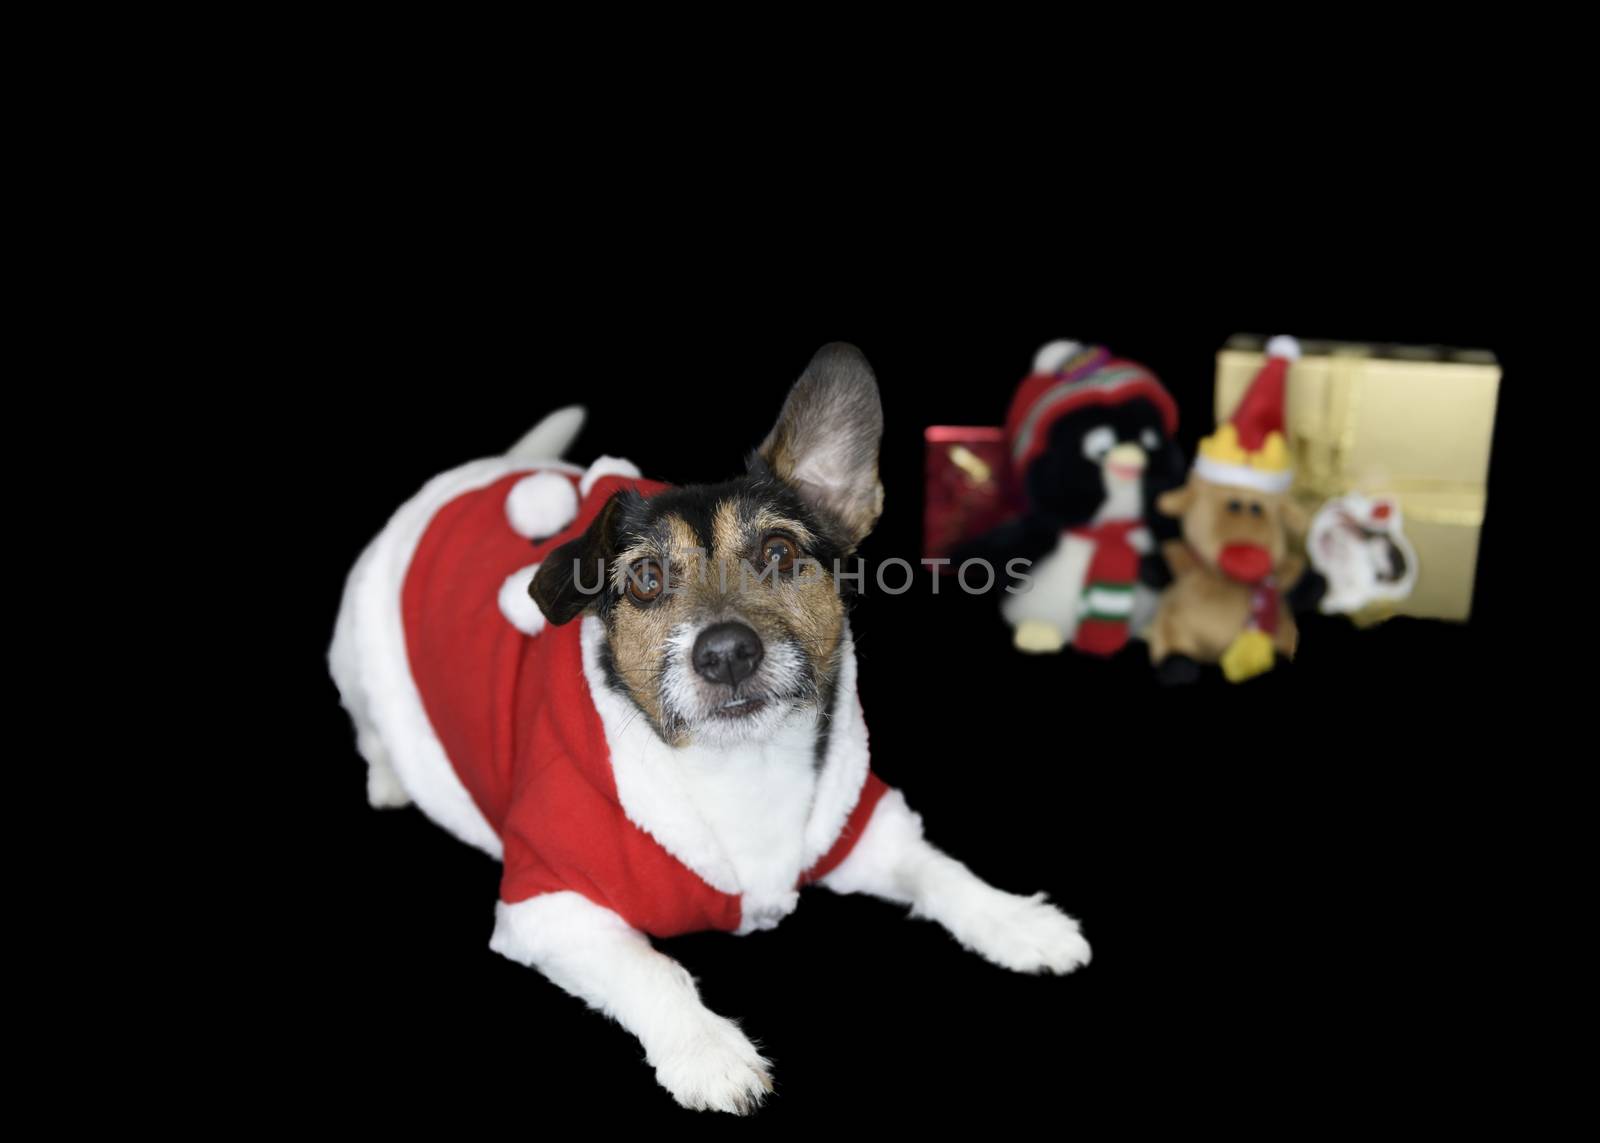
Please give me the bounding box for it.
[1196,423,1290,473]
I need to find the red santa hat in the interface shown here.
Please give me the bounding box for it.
[1004,340,1177,475]
[1193,334,1299,494]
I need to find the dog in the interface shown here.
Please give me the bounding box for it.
[329,343,1091,1114]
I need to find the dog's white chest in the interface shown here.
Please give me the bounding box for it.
[668,717,820,934]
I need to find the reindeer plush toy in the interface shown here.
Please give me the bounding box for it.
[1147,336,1309,684]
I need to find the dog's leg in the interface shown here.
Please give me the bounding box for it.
[821,790,1091,975]
[490,891,773,1115]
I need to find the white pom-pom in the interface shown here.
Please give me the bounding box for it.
[579,455,643,497]
[498,563,546,636]
[1265,334,1301,361]
[1032,340,1083,375]
[505,471,579,539]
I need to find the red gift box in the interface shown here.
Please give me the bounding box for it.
[922,426,1021,568]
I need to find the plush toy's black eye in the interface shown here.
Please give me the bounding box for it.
[1227,499,1244,515]
[626,559,665,604]
[1140,427,1161,451]
[760,534,799,573]
[1249,502,1264,517]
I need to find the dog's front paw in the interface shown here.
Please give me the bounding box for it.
[961,891,1092,975]
[652,1012,773,1115]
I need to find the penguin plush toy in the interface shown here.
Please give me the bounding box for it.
[957,340,1187,656]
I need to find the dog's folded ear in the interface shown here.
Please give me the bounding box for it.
[530,494,624,625]
[756,342,884,547]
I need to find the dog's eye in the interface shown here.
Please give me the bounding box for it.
[1140,427,1161,451]
[1249,502,1264,517]
[760,534,798,573]
[1227,499,1244,514]
[626,560,665,604]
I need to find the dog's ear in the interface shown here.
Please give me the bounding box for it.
[530,494,624,625]
[1157,480,1198,518]
[755,342,884,546]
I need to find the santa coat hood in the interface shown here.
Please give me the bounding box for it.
[358,454,889,938]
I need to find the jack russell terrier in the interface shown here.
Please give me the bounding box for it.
[329,342,1092,1114]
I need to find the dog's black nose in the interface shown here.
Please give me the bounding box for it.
[692,622,764,686]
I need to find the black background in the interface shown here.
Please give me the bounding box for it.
[275,253,1520,1126]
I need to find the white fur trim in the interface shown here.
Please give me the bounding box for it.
[576,614,873,913]
[1265,334,1301,361]
[504,471,579,538]
[665,699,818,935]
[1032,339,1083,375]
[818,787,926,901]
[498,562,546,635]
[329,455,581,859]
[580,455,642,497]
[1193,456,1294,494]
[799,630,872,874]
[579,616,739,893]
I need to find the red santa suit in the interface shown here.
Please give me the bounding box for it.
[353,453,890,939]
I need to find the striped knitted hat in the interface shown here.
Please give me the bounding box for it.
[1004,340,1178,477]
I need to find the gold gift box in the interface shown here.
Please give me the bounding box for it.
[1215,335,1500,623]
